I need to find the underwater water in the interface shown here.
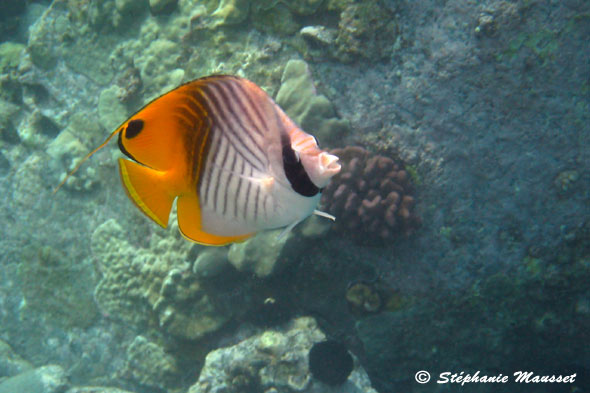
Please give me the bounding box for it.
[0,0,589,392]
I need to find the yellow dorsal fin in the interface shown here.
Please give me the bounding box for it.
[53,127,123,194]
[118,158,174,227]
[176,194,252,246]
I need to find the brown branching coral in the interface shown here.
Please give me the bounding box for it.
[321,146,419,241]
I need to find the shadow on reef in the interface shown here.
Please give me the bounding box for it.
[353,221,590,393]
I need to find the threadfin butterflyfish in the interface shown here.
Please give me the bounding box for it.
[56,75,341,245]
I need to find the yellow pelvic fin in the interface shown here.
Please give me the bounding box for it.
[118,158,175,228]
[176,194,253,246]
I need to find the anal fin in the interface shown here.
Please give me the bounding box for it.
[118,158,174,227]
[177,194,253,246]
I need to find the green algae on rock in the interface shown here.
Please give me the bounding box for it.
[226,213,333,278]
[0,339,33,378]
[119,335,180,391]
[48,113,106,192]
[0,99,21,145]
[48,129,99,192]
[0,365,68,393]
[0,42,25,73]
[91,218,239,340]
[284,0,325,16]
[149,0,178,15]
[26,4,82,71]
[334,2,398,63]
[296,0,399,62]
[98,85,128,131]
[192,247,231,278]
[228,229,291,278]
[115,0,149,16]
[251,3,299,36]
[63,34,117,86]
[188,317,378,393]
[18,244,99,329]
[210,0,250,27]
[17,111,61,148]
[67,387,137,393]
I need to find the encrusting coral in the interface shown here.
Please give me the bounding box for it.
[276,59,349,145]
[320,146,419,241]
[119,335,180,391]
[90,218,242,341]
[188,317,378,393]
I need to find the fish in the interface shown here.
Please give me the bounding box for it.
[57,75,341,245]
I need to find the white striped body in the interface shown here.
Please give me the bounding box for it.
[195,77,321,237]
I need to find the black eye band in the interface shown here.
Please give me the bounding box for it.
[281,133,320,197]
[118,130,139,163]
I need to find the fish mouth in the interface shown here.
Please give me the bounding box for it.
[319,152,341,176]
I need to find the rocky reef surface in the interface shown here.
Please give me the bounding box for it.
[0,1,589,393]
[189,317,377,393]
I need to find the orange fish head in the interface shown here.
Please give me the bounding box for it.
[293,135,341,188]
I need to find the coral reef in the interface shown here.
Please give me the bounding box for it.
[119,335,180,391]
[114,63,142,103]
[18,244,98,329]
[91,218,244,341]
[148,0,178,15]
[357,224,590,392]
[0,42,24,73]
[320,146,419,241]
[0,152,8,176]
[333,1,399,63]
[0,365,68,393]
[299,0,399,63]
[97,85,128,131]
[67,388,136,393]
[0,358,135,393]
[188,317,378,393]
[1,2,588,393]
[345,280,407,317]
[0,339,33,378]
[345,281,383,316]
[209,0,250,27]
[227,216,332,278]
[275,59,349,145]
[554,169,579,195]
[0,96,21,145]
[201,0,398,62]
[48,131,97,192]
[227,229,291,277]
[17,110,60,147]
[192,247,231,278]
